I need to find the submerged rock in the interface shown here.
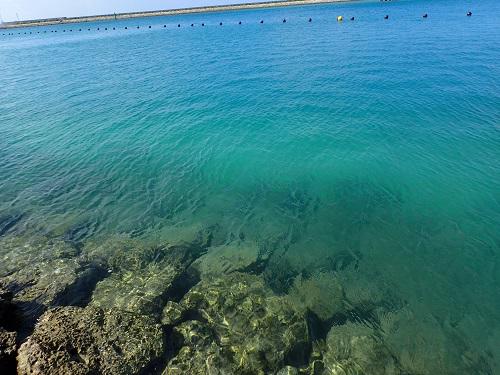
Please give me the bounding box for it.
[91,262,179,317]
[188,241,261,279]
[287,272,344,322]
[322,322,401,375]
[378,308,494,375]
[17,306,163,375]
[163,272,309,374]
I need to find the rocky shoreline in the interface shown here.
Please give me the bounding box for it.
[0,223,493,375]
[0,0,352,30]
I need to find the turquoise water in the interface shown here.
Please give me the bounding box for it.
[1,0,500,373]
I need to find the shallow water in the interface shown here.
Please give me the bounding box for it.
[1,0,500,373]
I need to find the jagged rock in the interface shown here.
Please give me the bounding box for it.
[17,306,163,375]
[0,328,17,371]
[322,322,401,375]
[163,273,309,374]
[287,272,344,322]
[188,241,260,279]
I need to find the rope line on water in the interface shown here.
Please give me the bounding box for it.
[0,11,475,37]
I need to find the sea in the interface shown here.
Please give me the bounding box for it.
[1,0,499,373]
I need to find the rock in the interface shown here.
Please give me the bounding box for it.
[322,322,401,375]
[87,229,217,318]
[0,328,17,372]
[0,235,78,278]
[163,273,309,374]
[161,301,184,326]
[277,365,299,375]
[91,262,179,317]
[17,306,163,375]
[287,272,344,322]
[188,241,260,279]
[378,308,494,375]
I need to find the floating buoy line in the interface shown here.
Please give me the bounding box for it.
[0,12,475,37]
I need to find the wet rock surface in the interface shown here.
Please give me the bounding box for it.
[17,306,163,375]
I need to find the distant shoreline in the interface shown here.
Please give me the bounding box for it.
[0,0,358,29]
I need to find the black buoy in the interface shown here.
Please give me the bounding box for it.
[202,23,205,26]
[239,21,242,24]
[125,26,128,29]
[97,27,99,30]
[148,25,151,29]
[467,11,472,16]
[113,27,115,30]
[260,20,264,24]
[220,22,223,25]
[384,15,389,19]
[104,28,107,30]
[191,23,194,27]
[88,28,90,31]
[79,29,81,31]
[164,25,166,28]
[350,16,355,21]
[423,13,428,18]
[309,17,312,22]
[137,26,140,29]
[283,18,286,23]
[178,24,181,27]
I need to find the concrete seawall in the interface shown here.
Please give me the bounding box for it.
[0,0,355,29]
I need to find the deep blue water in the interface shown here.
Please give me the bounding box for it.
[1,0,499,372]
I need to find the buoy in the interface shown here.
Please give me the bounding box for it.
[88,28,90,31]
[191,23,194,27]
[239,21,242,24]
[202,23,205,26]
[283,18,286,23]
[220,22,223,25]
[467,11,472,16]
[309,18,312,22]
[148,25,151,29]
[384,15,389,19]
[97,28,99,30]
[337,16,343,22]
[260,20,264,24]
[137,26,139,29]
[350,17,355,21]
[113,27,115,30]
[178,24,181,27]
[423,13,428,18]
[164,25,166,28]
[79,29,81,31]
[125,27,128,29]
[105,28,107,30]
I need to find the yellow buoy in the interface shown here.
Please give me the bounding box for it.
[337,16,343,22]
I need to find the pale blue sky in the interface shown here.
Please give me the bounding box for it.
[0,0,258,22]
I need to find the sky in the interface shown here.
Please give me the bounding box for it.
[0,0,259,22]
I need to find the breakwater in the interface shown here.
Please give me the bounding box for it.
[0,0,351,29]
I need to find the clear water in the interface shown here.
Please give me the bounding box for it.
[1,0,499,372]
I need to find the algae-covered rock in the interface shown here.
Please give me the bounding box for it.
[91,262,179,317]
[164,273,309,374]
[189,241,260,279]
[87,227,218,318]
[323,322,401,375]
[287,272,344,322]
[0,327,17,372]
[17,306,163,375]
[0,235,78,277]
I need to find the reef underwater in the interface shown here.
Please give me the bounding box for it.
[0,178,498,375]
